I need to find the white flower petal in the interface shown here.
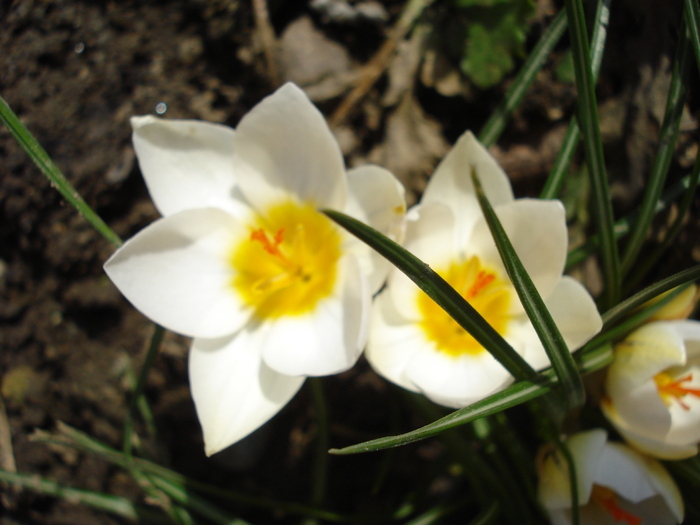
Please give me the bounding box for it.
[131,116,246,217]
[405,350,513,408]
[567,429,608,505]
[189,333,305,456]
[601,399,691,460]
[468,199,568,303]
[642,452,686,523]
[261,256,368,376]
[595,442,658,503]
[607,322,686,398]
[104,208,251,338]
[545,276,602,351]
[667,319,700,350]
[344,164,407,293]
[421,130,514,246]
[366,290,426,393]
[613,381,672,438]
[387,203,456,321]
[233,83,347,211]
[538,429,607,509]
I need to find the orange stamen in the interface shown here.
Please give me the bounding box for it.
[467,271,495,299]
[251,228,286,258]
[592,486,641,525]
[655,373,700,410]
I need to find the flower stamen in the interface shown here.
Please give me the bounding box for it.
[591,485,641,525]
[655,372,700,410]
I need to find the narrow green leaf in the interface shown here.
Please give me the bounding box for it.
[602,265,700,327]
[563,0,620,307]
[540,0,611,200]
[479,9,568,147]
[0,468,169,523]
[0,95,122,247]
[581,280,697,355]
[685,0,700,72]
[470,170,584,409]
[322,209,538,382]
[621,21,691,274]
[329,344,612,454]
[123,323,164,457]
[624,122,700,292]
[566,173,695,268]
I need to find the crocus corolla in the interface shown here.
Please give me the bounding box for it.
[537,429,683,525]
[602,319,700,459]
[105,83,406,455]
[366,131,602,408]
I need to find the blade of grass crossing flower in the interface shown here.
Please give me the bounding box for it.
[540,0,611,200]
[322,209,538,382]
[478,10,568,148]
[329,344,612,455]
[581,282,695,355]
[0,95,122,247]
[563,0,620,308]
[601,264,700,328]
[621,21,691,274]
[470,170,584,410]
[556,439,580,525]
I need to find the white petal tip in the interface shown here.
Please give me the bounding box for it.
[130,115,159,129]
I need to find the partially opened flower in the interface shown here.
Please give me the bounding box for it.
[105,83,406,455]
[602,319,700,459]
[366,131,601,407]
[537,429,683,525]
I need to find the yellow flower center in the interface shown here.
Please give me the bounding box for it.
[417,256,512,357]
[654,372,700,410]
[591,485,641,525]
[231,200,342,320]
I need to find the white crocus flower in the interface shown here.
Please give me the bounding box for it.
[105,83,406,455]
[366,131,601,408]
[537,429,684,525]
[602,319,700,460]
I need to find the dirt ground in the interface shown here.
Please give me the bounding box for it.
[0,0,698,523]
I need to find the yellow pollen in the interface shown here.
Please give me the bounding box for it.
[417,256,512,357]
[591,485,641,525]
[231,201,341,320]
[654,372,700,410]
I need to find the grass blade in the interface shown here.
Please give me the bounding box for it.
[566,173,695,268]
[322,209,538,382]
[601,264,700,328]
[621,21,691,274]
[471,170,584,409]
[0,468,170,523]
[563,0,620,307]
[479,10,568,147]
[540,0,611,200]
[0,95,122,247]
[329,344,612,454]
